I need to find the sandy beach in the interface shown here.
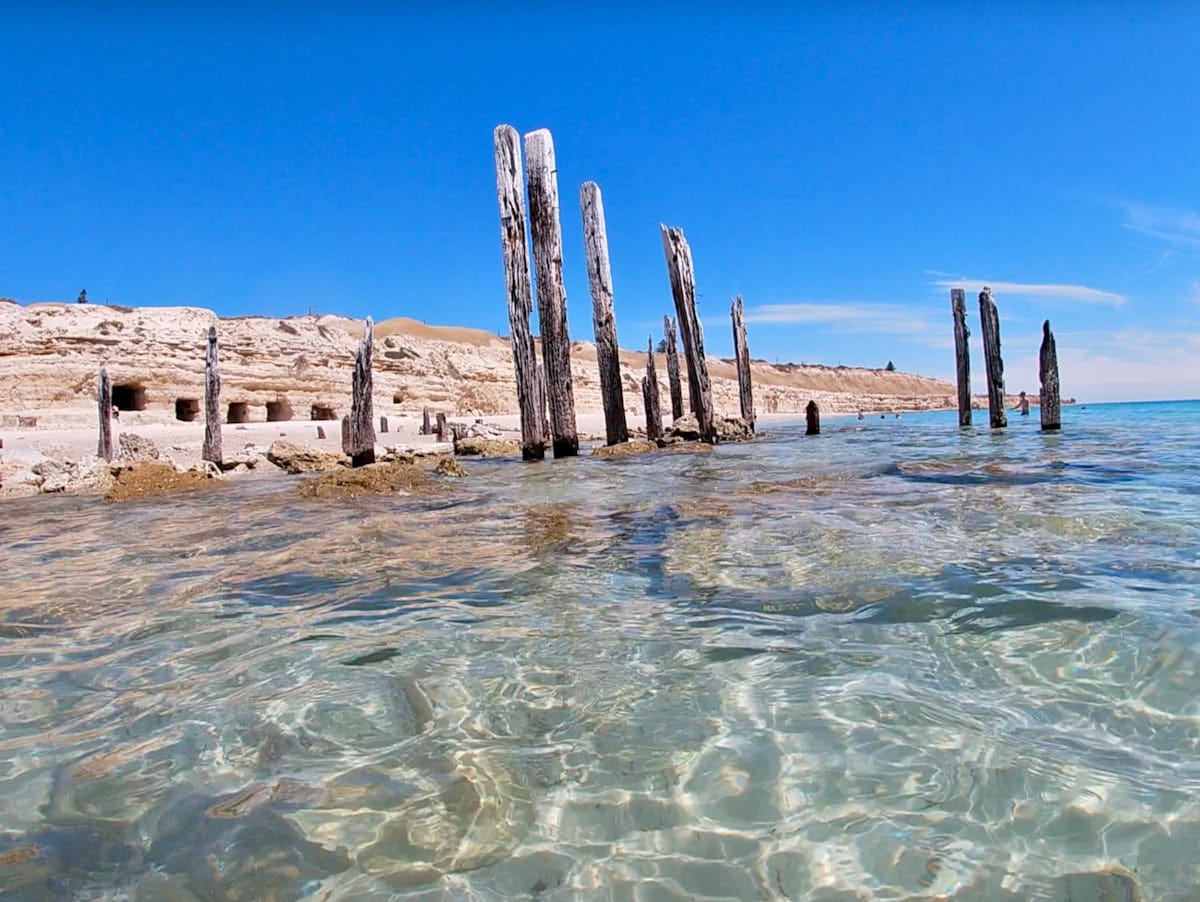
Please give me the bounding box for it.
[0,410,820,472]
[0,298,983,499]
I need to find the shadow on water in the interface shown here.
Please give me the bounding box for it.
[947,598,1121,634]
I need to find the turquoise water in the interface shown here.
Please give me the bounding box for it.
[1,401,1198,899]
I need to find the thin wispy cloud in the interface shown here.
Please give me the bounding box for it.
[743,302,931,336]
[1122,202,1200,249]
[1134,249,1174,277]
[1118,202,1200,248]
[932,278,1126,307]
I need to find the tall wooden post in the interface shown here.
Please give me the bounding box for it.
[348,318,376,467]
[421,406,432,436]
[524,128,579,457]
[580,181,628,446]
[202,326,222,464]
[663,315,684,421]
[806,400,820,436]
[1040,319,1061,431]
[493,124,547,461]
[436,412,449,443]
[533,350,549,441]
[379,415,388,434]
[731,296,755,430]
[660,225,715,442]
[340,415,352,455]
[950,289,972,427]
[978,288,1007,429]
[97,366,113,461]
[643,336,663,442]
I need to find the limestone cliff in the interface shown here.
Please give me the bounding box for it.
[0,300,957,427]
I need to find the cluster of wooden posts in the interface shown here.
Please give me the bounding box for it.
[96,321,384,467]
[97,325,231,464]
[96,311,481,467]
[93,135,1065,469]
[950,288,1061,432]
[416,406,454,443]
[494,124,765,460]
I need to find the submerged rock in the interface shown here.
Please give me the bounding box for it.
[1051,868,1142,901]
[453,435,521,458]
[296,462,431,499]
[664,414,753,443]
[380,447,416,465]
[149,792,350,901]
[265,439,346,474]
[662,441,715,454]
[104,460,221,503]
[0,824,143,898]
[592,440,658,458]
[434,457,468,477]
[0,837,51,897]
[717,416,754,442]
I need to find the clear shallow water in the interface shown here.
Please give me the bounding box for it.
[1,402,1199,900]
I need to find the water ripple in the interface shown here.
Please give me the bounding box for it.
[0,403,1198,898]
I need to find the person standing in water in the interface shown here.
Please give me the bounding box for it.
[1013,391,1030,415]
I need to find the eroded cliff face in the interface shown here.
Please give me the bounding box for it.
[0,300,956,427]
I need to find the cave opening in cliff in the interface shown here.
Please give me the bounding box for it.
[175,398,200,421]
[310,404,337,421]
[266,399,293,422]
[227,402,250,424]
[112,383,147,411]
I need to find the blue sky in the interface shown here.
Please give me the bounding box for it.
[2,5,1198,401]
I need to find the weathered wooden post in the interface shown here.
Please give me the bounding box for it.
[202,325,222,464]
[731,296,755,430]
[978,287,1007,429]
[580,181,628,446]
[348,318,376,467]
[524,128,579,457]
[436,412,449,443]
[1040,319,1061,431]
[806,400,820,436]
[643,336,663,442]
[660,225,716,442]
[421,406,432,436]
[663,315,684,421]
[340,415,352,455]
[950,288,972,427]
[493,124,547,461]
[379,415,389,434]
[316,426,326,440]
[97,366,113,461]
